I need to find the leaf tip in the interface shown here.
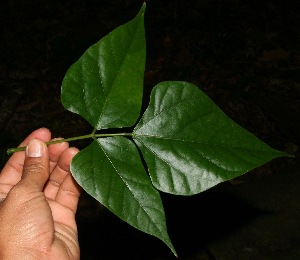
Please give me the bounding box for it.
[140,1,146,13]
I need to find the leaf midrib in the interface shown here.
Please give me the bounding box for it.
[96,18,143,130]
[97,140,166,236]
[133,133,279,154]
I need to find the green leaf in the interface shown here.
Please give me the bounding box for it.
[70,136,177,256]
[61,4,146,130]
[133,81,290,195]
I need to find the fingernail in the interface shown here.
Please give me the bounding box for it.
[26,139,44,158]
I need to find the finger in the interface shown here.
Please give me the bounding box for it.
[19,139,50,191]
[48,139,69,172]
[0,128,51,187]
[47,176,80,236]
[44,147,79,200]
[56,173,81,213]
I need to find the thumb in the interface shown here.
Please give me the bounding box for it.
[21,139,50,191]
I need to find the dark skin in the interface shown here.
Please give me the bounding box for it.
[0,128,81,259]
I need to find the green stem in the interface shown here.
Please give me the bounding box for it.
[6,132,132,155]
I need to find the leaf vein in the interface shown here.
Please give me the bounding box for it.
[96,20,142,129]
[135,95,201,132]
[136,137,246,175]
[98,141,165,234]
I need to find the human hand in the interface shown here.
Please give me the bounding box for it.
[0,128,81,260]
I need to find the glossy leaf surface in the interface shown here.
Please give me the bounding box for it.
[58,2,291,256]
[133,81,289,195]
[70,137,176,256]
[61,4,146,130]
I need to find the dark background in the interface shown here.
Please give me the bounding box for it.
[1,0,299,259]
